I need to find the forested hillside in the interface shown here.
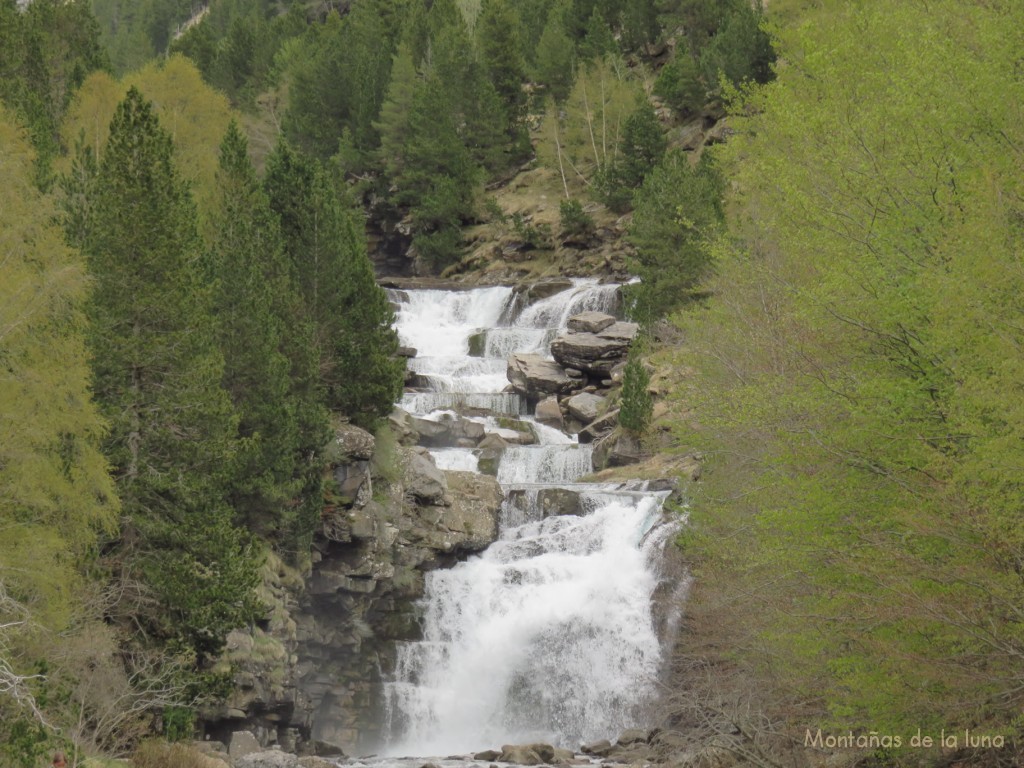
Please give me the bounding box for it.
[5,0,1021,765]
[658,1,1024,764]
[0,0,771,762]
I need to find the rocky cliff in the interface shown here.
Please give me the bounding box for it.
[200,422,503,755]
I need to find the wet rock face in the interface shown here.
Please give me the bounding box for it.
[507,352,576,398]
[200,427,504,756]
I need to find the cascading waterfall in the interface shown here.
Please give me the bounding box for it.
[383,279,675,756]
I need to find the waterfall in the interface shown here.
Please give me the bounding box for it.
[383,280,675,756]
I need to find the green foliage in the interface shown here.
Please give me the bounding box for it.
[558,198,595,237]
[510,212,552,249]
[161,706,194,741]
[77,87,260,662]
[265,139,404,427]
[620,0,658,51]
[596,97,667,211]
[0,105,118,631]
[534,2,575,103]
[476,0,528,155]
[0,0,108,186]
[676,0,1024,742]
[286,1,402,162]
[208,122,328,556]
[625,151,723,323]
[654,48,705,116]
[579,7,616,61]
[619,356,653,435]
[698,0,774,89]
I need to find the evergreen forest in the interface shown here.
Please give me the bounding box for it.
[1,0,1022,765]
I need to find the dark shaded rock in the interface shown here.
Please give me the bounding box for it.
[473,433,509,476]
[538,487,582,517]
[525,743,556,762]
[468,330,487,357]
[567,392,605,423]
[397,346,417,358]
[474,750,501,761]
[578,409,619,444]
[402,448,448,504]
[229,731,261,760]
[594,430,643,469]
[581,739,613,757]
[524,278,573,302]
[388,408,419,446]
[616,728,650,745]
[568,311,616,334]
[440,471,502,552]
[507,353,575,398]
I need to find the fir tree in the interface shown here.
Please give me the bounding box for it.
[265,139,404,427]
[619,356,653,435]
[579,7,617,61]
[208,121,311,546]
[535,4,575,103]
[477,0,529,158]
[82,87,260,661]
[654,48,705,116]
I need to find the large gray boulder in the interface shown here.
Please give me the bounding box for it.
[229,732,262,761]
[499,744,545,765]
[535,395,564,428]
[402,447,448,504]
[412,414,485,447]
[507,353,575,397]
[473,433,509,475]
[566,392,605,424]
[330,422,375,462]
[567,311,616,334]
[440,471,502,552]
[551,322,639,375]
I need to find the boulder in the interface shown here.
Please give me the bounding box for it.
[468,330,487,357]
[594,430,643,469]
[330,423,375,462]
[580,739,613,757]
[550,323,639,375]
[552,747,576,763]
[298,759,338,768]
[412,414,485,447]
[332,461,370,507]
[525,743,556,762]
[389,407,419,446]
[535,396,564,428]
[578,409,619,444]
[473,750,502,761]
[566,392,605,424]
[397,346,417,358]
[524,278,574,302]
[507,353,575,398]
[474,433,509,476]
[567,311,616,334]
[440,471,502,552]
[616,728,650,746]
[402,447,448,504]
[499,744,545,765]
[538,487,582,517]
[229,731,262,761]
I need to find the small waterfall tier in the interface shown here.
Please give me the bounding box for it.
[382,279,677,756]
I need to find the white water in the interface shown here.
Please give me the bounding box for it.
[383,279,675,757]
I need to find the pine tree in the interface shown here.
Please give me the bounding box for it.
[579,6,617,61]
[208,121,306,543]
[625,151,723,323]
[654,48,705,116]
[619,356,653,435]
[265,139,404,427]
[535,3,576,103]
[621,0,658,51]
[83,87,260,661]
[476,0,529,157]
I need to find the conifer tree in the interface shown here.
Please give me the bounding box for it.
[579,7,617,61]
[82,87,260,661]
[535,3,576,102]
[208,121,317,546]
[476,0,529,158]
[265,139,404,427]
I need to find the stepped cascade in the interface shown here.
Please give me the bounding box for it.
[381,280,678,756]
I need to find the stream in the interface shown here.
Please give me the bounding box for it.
[376,280,678,758]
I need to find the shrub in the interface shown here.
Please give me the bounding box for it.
[559,198,595,237]
[619,357,653,435]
